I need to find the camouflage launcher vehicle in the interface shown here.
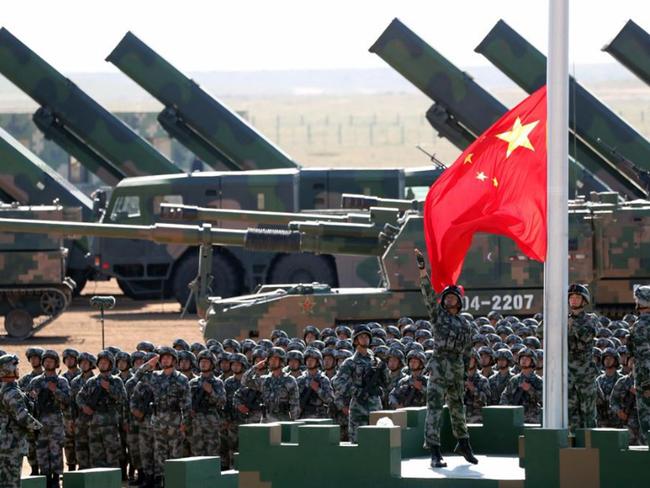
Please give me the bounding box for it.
[0,204,77,339]
[0,190,647,340]
[603,19,650,86]
[369,17,645,200]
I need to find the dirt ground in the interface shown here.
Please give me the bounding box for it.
[1,280,204,359]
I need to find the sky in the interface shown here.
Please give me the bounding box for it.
[1,0,648,74]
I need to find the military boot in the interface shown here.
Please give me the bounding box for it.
[430,445,447,468]
[454,437,479,464]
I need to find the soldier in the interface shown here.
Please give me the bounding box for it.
[464,352,491,423]
[225,354,260,470]
[332,325,389,443]
[389,350,427,408]
[628,285,650,446]
[489,349,514,405]
[610,357,642,445]
[243,347,300,422]
[124,352,145,486]
[321,348,337,381]
[331,349,352,441]
[115,351,132,479]
[383,349,406,408]
[130,353,157,487]
[286,350,304,379]
[567,284,599,430]
[141,348,191,486]
[19,347,44,476]
[61,348,80,472]
[500,348,543,423]
[189,350,226,462]
[217,352,233,382]
[0,354,42,488]
[596,348,623,427]
[415,249,477,468]
[69,353,96,471]
[477,346,495,380]
[27,350,70,487]
[77,350,127,469]
[297,348,333,419]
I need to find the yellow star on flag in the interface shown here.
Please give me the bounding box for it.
[496,117,539,158]
[492,177,499,188]
[464,153,473,164]
[476,171,487,182]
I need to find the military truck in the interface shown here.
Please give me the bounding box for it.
[0,190,647,339]
[603,19,650,86]
[0,204,76,338]
[96,165,441,305]
[369,18,647,200]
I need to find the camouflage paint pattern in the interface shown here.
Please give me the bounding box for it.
[0,27,181,184]
[107,31,299,172]
[370,18,641,199]
[475,20,650,192]
[603,19,650,86]
[0,191,647,339]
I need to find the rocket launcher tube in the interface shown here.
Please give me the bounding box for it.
[602,19,650,86]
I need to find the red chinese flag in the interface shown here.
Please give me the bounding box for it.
[424,85,547,292]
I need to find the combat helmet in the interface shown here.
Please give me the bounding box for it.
[268,347,287,364]
[62,348,80,363]
[303,348,323,368]
[25,347,44,361]
[0,354,19,378]
[568,283,590,304]
[196,350,217,369]
[97,350,115,369]
[157,346,178,362]
[79,352,97,369]
[633,285,650,309]
[42,349,60,368]
[230,352,249,369]
[352,324,372,345]
[517,348,537,368]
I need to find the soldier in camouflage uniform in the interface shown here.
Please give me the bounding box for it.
[629,285,650,446]
[389,350,427,408]
[596,348,623,427]
[500,348,543,423]
[567,284,599,430]
[478,346,495,382]
[331,349,352,441]
[610,358,642,445]
[464,352,491,423]
[115,351,133,480]
[19,347,44,476]
[139,348,191,486]
[297,348,334,418]
[189,350,226,461]
[27,350,70,487]
[332,325,389,444]
[178,350,196,458]
[415,249,477,468]
[124,351,145,486]
[243,347,300,422]
[285,350,304,379]
[69,353,96,470]
[61,348,80,471]
[489,349,514,405]
[77,350,127,469]
[0,354,42,488]
[130,353,157,487]
[383,349,406,408]
[322,348,337,381]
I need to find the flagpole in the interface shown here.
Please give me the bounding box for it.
[544,0,569,429]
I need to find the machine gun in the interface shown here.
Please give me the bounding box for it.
[0,28,181,186]
[191,379,210,414]
[475,19,650,199]
[358,357,387,403]
[299,377,321,414]
[602,19,650,86]
[35,377,59,416]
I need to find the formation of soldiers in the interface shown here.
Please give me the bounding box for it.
[0,278,649,486]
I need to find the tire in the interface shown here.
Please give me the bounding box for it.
[5,309,34,339]
[172,250,242,313]
[269,254,337,286]
[117,279,141,300]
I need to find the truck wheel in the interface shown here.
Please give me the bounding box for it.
[269,254,337,286]
[5,309,33,339]
[172,251,242,313]
[117,279,140,300]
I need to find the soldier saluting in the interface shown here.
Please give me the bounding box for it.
[414,248,478,468]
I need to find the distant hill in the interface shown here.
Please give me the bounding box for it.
[0,63,643,112]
